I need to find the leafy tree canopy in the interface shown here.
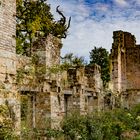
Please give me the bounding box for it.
[61,53,86,68]
[89,46,110,86]
[16,0,71,56]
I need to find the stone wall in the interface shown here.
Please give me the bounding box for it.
[33,34,62,68]
[111,31,140,92]
[0,0,16,76]
[121,89,140,109]
[0,0,103,137]
[110,31,124,93]
[126,47,140,90]
[110,30,140,108]
[62,65,103,115]
[17,58,103,131]
[0,0,20,134]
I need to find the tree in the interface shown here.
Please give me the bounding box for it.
[16,0,71,56]
[89,46,110,86]
[61,53,86,68]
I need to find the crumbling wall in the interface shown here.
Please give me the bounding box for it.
[111,31,140,92]
[33,34,62,67]
[85,65,104,112]
[0,0,104,138]
[110,31,125,93]
[16,46,103,134]
[110,30,140,108]
[126,47,140,90]
[121,90,140,109]
[63,65,103,115]
[62,68,82,115]
[17,34,64,131]
[0,0,20,134]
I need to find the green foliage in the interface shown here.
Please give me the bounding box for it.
[89,46,110,86]
[60,106,140,140]
[134,135,140,140]
[18,103,140,139]
[21,95,28,122]
[43,53,86,74]
[61,53,86,68]
[0,104,18,140]
[62,113,103,140]
[16,0,70,56]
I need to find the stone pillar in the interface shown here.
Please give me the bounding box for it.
[110,31,124,93]
[33,34,62,68]
[32,34,63,131]
[0,0,20,135]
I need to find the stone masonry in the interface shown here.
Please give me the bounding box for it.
[110,30,140,108]
[17,34,103,133]
[0,0,103,137]
[0,0,20,134]
[2,0,140,138]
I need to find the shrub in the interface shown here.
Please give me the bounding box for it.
[0,104,17,140]
[61,106,140,140]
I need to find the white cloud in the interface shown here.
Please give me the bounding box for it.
[62,20,140,61]
[114,0,128,7]
[47,0,140,61]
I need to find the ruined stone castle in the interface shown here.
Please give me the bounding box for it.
[0,0,140,137]
[0,0,103,136]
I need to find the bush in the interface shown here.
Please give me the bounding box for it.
[0,104,18,140]
[61,106,140,140]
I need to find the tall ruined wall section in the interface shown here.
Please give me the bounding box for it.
[16,34,63,131]
[110,30,140,93]
[0,0,20,133]
[0,0,16,77]
[110,31,125,93]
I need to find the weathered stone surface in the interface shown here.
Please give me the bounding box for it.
[33,34,62,67]
[110,30,140,108]
[0,0,20,135]
[0,0,104,137]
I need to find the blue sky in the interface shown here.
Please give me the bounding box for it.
[48,0,140,61]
